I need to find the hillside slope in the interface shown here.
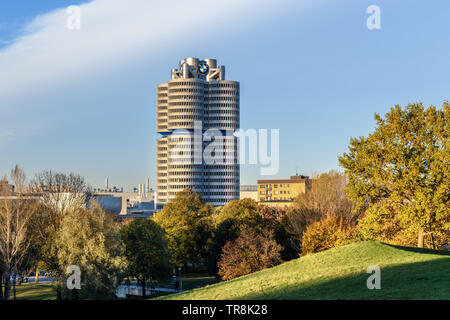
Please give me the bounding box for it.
[158,241,450,300]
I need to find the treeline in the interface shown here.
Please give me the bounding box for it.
[0,102,448,300]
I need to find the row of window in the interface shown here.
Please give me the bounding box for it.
[168,94,204,100]
[209,109,239,115]
[260,190,291,195]
[209,89,239,95]
[208,116,239,121]
[169,83,206,89]
[168,88,204,93]
[260,184,291,188]
[209,96,238,102]
[168,115,203,120]
[168,102,204,107]
[167,108,203,113]
[156,169,238,175]
[157,192,240,198]
[260,197,294,201]
[168,178,204,183]
[209,83,239,89]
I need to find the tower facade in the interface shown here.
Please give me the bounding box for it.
[156,58,240,207]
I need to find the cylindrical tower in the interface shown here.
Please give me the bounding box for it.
[156,58,240,207]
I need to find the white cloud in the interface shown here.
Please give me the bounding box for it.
[0,0,285,106]
[0,0,296,150]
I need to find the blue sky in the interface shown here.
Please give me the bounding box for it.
[0,0,449,191]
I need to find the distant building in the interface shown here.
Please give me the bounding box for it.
[0,180,14,193]
[92,189,155,216]
[257,174,311,208]
[239,185,258,201]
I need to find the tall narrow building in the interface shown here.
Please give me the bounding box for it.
[156,58,240,207]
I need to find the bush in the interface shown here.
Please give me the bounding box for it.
[301,215,353,255]
[217,229,283,281]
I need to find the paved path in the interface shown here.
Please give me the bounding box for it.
[10,276,55,284]
[116,284,180,298]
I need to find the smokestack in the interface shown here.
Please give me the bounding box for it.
[146,178,150,193]
[105,177,109,190]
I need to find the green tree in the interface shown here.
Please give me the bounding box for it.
[54,202,127,299]
[154,189,214,269]
[30,170,90,298]
[120,219,172,298]
[339,102,449,249]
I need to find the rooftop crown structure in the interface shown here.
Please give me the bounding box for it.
[156,58,240,207]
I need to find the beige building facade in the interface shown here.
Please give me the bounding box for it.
[257,175,311,208]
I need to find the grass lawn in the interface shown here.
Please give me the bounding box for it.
[156,241,450,300]
[177,272,219,291]
[13,283,56,300]
[124,272,218,291]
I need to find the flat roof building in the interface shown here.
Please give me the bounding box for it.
[239,185,258,201]
[257,174,311,208]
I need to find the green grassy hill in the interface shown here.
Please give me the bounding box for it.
[158,241,450,300]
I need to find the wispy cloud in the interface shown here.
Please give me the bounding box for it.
[0,0,292,149]
[0,0,283,105]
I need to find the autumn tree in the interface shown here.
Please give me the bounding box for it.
[208,198,263,275]
[285,170,356,252]
[54,202,126,299]
[209,199,294,276]
[217,228,283,281]
[0,166,37,300]
[120,219,172,297]
[339,102,449,249]
[154,189,214,269]
[258,206,298,261]
[30,171,90,296]
[301,215,352,255]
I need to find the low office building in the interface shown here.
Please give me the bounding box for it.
[257,174,311,208]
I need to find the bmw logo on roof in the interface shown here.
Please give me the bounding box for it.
[198,62,209,74]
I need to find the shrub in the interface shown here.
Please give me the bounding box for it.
[301,215,353,255]
[217,229,283,281]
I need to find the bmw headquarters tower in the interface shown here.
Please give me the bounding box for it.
[156,58,240,207]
